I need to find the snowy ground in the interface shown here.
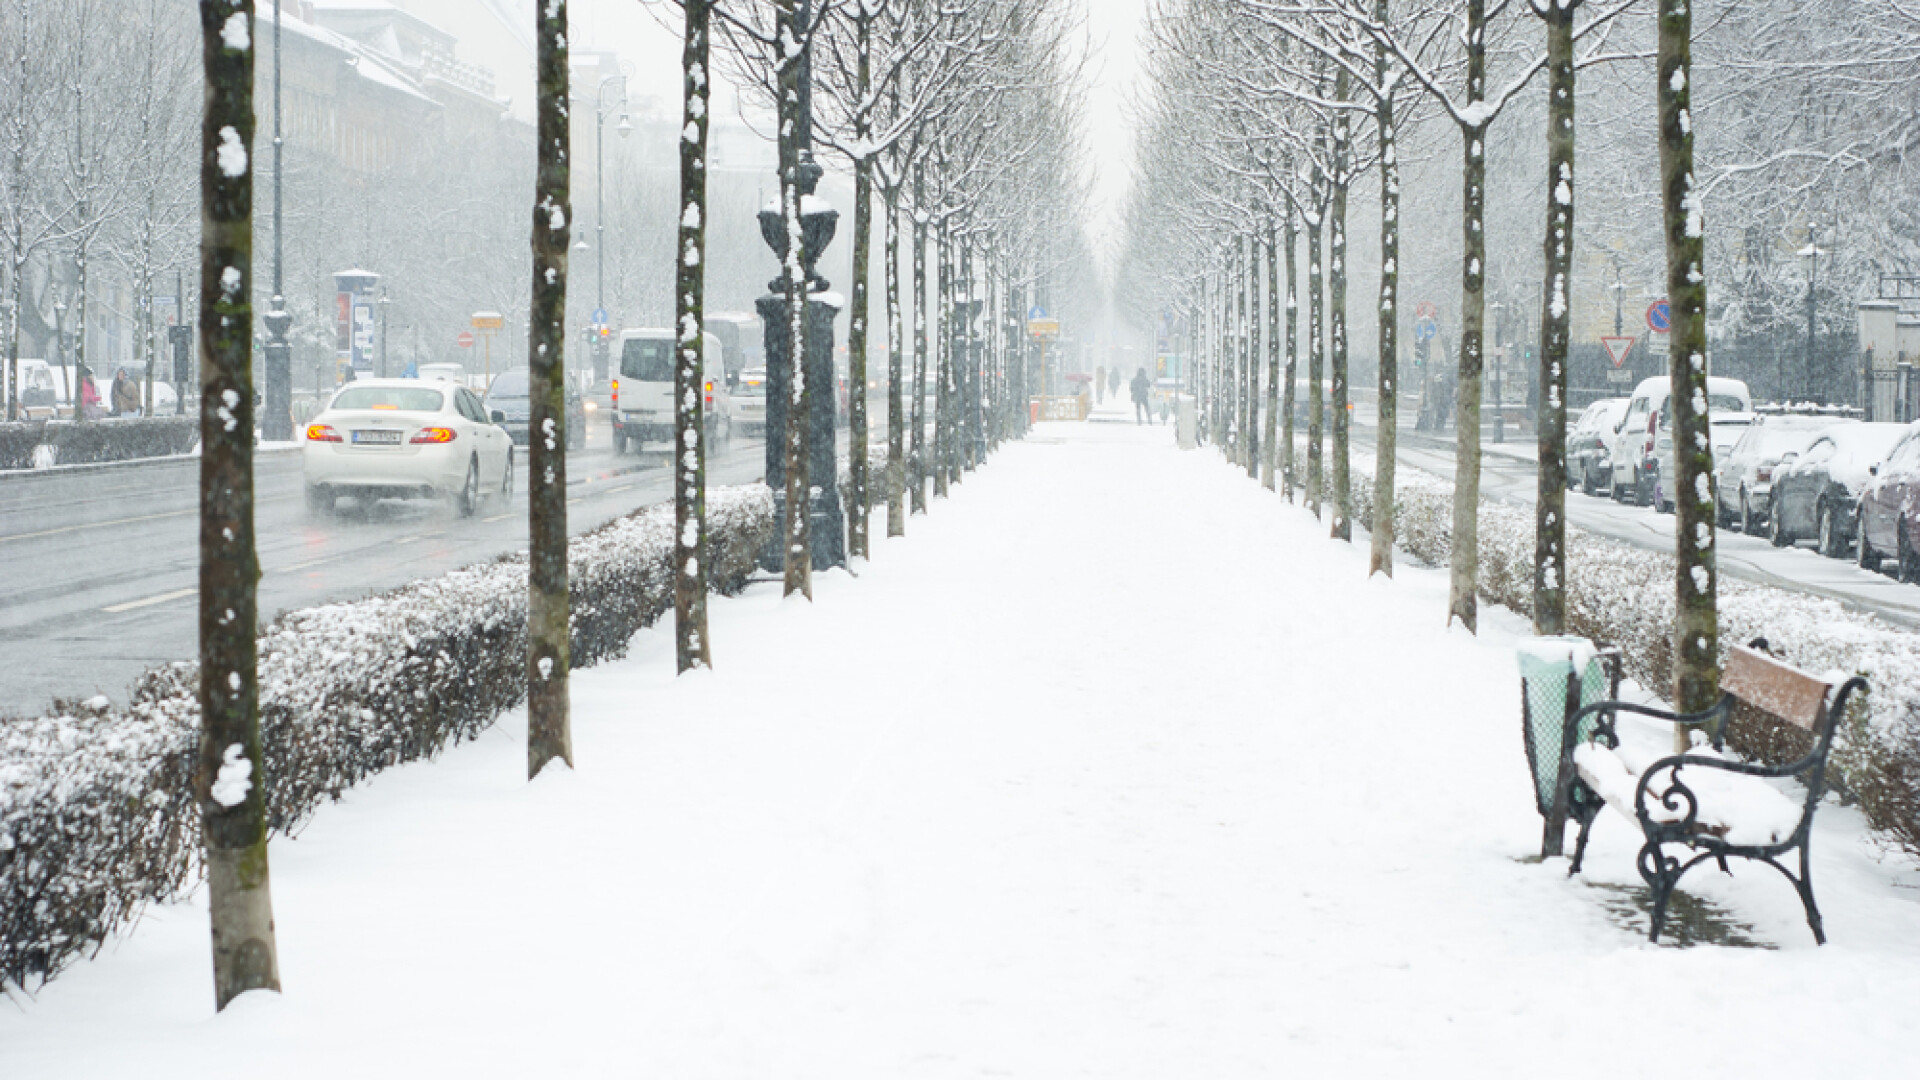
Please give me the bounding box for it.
[6,417,1920,1077]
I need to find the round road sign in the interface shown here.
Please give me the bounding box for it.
[456,330,475,349]
[1647,300,1672,333]
[1414,317,1438,343]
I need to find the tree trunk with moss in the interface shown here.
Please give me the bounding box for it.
[1370,1,1400,578]
[1660,0,1718,727]
[1281,210,1299,502]
[847,7,872,559]
[1533,1,1580,633]
[526,0,574,772]
[674,0,712,671]
[910,165,928,515]
[1306,197,1325,520]
[1448,0,1489,632]
[1330,67,1353,542]
[197,0,279,1012]
[1262,222,1280,490]
[884,181,906,537]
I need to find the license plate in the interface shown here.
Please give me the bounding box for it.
[352,429,402,445]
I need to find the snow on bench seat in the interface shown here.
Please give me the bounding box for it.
[1572,740,1804,848]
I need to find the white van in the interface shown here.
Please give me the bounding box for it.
[610,329,732,453]
[10,359,59,419]
[1607,375,1753,504]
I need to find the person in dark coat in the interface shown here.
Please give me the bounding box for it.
[110,368,141,417]
[1130,367,1153,425]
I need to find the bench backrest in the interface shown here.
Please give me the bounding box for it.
[1722,644,1832,730]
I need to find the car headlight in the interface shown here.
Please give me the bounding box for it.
[583,401,597,412]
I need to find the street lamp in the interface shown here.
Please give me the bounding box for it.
[573,70,631,385]
[1799,233,1823,405]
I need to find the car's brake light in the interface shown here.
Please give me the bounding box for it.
[306,424,342,443]
[704,379,714,408]
[1757,466,1772,483]
[611,378,619,410]
[409,427,457,444]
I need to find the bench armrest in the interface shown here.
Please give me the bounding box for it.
[1567,697,1733,750]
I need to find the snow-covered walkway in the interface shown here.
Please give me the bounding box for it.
[7,420,1920,1077]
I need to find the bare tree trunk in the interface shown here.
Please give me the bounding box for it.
[196,0,278,1011]
[1660,0,1719,726]
[1533,2,1579,633]
[673,0,712,672]
[1262,222,1280,489]
[910,166,928,514]
[1282,210,1299,502]
[1370,4,1400,578]
[778,0,812,599]
[847,9,872,559]
[1245,233,1259,478]
[1330,67,1353,542]
[1307,199,1325,520]
[934,223,951,498]
[527,0,573,771]
[885,183,905,537]
[1448,0,1489,632]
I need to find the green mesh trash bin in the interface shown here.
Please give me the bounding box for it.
[1516,637,1613,857]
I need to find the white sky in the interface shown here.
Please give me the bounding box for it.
[1078,0,1151,270]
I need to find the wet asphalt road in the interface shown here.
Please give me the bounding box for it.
[0,427,771,714]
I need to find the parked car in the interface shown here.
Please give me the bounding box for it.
[1568,397,1629,495]
[1767,422,1909,554]
[482,369,585,450]
[1856,419,1920,580]
[10,359,59,419]
[610,328,731,453]
[301,379,514,518]
[1649,410,1754,514]
[735,367,768,436]
[1607,375,1752,505]
[1713,414,1847,533]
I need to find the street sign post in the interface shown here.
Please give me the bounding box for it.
[471,311,505,383]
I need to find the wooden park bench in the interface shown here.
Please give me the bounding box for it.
[1527,639,1866,944]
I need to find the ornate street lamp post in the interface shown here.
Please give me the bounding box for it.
[1799,232,1822,404]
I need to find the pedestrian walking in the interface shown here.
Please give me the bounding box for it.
[1130,366,1153,425]
[110,368,141,417]
[78,364,103,419]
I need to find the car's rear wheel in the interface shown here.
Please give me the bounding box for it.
[1858,510,1883,571]
[497,453,514,508]
[1740,492,1758,535]
[1634,470,1654,507]
[304,484,332,519]
[1817,503,1844,558]
[1768,503,1791,547]
[454,457,480,518]
[568,415,584,450]
[1900,523,1920,585]
[612,427,628,454]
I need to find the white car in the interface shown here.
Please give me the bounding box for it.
[302,379,514,517]
[610,328,732,453]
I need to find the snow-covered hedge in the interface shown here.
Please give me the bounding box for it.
[0,417,199,470]
[0,485,774,992]
[1342,455,1920,858]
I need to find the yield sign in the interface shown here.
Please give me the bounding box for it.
[1601,336,1636,369]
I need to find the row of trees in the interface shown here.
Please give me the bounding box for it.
[186,0,1095,1012]
[1121,0,1914,751]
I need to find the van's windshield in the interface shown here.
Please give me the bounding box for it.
[620,338,673,381]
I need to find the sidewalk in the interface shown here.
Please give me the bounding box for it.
[6,420,1919,1077]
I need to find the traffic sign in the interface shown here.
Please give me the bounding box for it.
[457,331,475,349]
[1027,305,1048,321]
[1646,300,1671,333]
[1601,336,1636,369]
[1414,300,1438,321]
[591,307,608,326]
[471,311,505,331]
[1028,317,1060,341]
[1414,317,1439,343]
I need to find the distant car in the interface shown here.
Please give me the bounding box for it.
[1650,411,1754,514]
[301,378,514,518]
[417,362,468,385]
[1568,398,1629,495]
[483,369,585,451]
[1607,375,1752,505]
[1768,422,1909,555]
[735,367,768,436]
[1713,414,1847,533]
[1856,419,1920,580]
